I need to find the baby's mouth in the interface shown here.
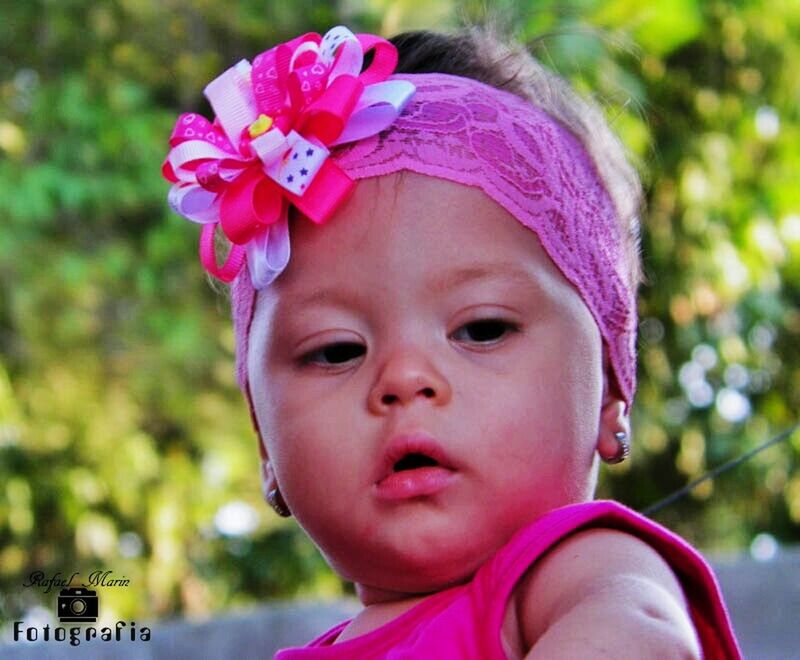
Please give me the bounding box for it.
[374,432,459,502]
[392,453,441,472]
[377,431,457,483]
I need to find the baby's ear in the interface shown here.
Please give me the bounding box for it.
[596,348,631,460]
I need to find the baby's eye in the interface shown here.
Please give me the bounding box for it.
[300,342,365,366]
[450,319,519,344]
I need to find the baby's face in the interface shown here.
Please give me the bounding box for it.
[248,171,604,602]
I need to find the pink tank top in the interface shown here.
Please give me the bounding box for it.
[275,499,742,659]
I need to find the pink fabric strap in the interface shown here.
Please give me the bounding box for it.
[473,499,742,659]
[232,72,638,435]
[274,500,742,658]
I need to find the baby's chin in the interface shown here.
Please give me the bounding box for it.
[317,528,505,599]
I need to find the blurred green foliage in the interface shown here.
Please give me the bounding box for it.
[1,0,799,629]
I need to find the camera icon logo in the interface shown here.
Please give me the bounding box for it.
[57,587,98,623]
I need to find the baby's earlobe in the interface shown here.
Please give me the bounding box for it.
[599,430,630,464]
[261,459,292,517]
[597,398,631,464]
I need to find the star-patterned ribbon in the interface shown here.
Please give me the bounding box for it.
[162,26,416,288]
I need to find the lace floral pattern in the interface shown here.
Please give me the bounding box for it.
[233,73,637,420]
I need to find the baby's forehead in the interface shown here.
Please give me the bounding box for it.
[255,172,574,323]
[284,172,552,279]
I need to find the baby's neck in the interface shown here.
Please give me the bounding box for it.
[356,578,455,607]
[357,584,415,607]
[336,592,433,643]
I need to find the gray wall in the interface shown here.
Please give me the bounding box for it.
[2,550,799,659]
[711,549,800,659]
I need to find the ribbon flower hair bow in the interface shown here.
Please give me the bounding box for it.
[162,26,416,288]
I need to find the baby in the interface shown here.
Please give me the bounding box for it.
[163,24,742,659]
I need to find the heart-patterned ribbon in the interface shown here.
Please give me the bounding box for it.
[162,26,416,288]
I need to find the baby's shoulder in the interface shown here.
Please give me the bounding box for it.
[510,526,695,654]
[514,526,691,608]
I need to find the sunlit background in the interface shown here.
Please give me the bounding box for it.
[1,0,799,632]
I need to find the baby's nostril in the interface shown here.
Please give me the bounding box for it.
[393,453,439,471]
[420,387,435,398]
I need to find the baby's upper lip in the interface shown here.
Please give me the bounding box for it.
[376,431,457,483]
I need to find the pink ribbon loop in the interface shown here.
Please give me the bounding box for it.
[283,159,355,225]
[163,25,416,288]
[296,74,364,144]
[356,34,399,85]
[219,166,285,245]
[199,223,247,283]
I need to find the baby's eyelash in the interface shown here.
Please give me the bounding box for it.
[299,342,365,367]
[450,319,519,344]
[298,319,518,367]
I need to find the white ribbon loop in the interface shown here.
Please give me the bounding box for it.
[204,60,258,148]
[246,218,291,289]
[320,26,363,83]
[167,140,237,182]
[168,185,220,224]
[331,80,416,146]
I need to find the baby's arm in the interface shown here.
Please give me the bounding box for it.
[514,527,702,659]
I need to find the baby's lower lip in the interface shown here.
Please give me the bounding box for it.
[374,467,458,501]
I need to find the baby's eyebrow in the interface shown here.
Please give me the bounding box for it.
[430,263,539,294]
[277,263,540,320]
[289,287,352,310]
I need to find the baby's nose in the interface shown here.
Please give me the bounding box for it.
[367,349,452,413]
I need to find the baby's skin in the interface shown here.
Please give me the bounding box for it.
[247,171,699,657]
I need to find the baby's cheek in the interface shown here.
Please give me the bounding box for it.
[266,399,312,466]
[481,390,588,483]
[271,405,354,489]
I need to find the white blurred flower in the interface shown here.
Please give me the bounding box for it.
[750,533,778,562]
[214,500,259,537]
[202,453,229,487]
[723,363,750,389]
[679,361,706,389]
[692,343,718,370]
[686,380,714,408]
[755,106,780,139]
[119,531,144,558]
[715,387,751,423]
[779,214,800,242]
[748,322,776,352]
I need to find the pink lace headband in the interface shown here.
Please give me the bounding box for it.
[162,27,638,455]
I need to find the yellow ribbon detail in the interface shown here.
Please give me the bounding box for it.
[248,114,274,138]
